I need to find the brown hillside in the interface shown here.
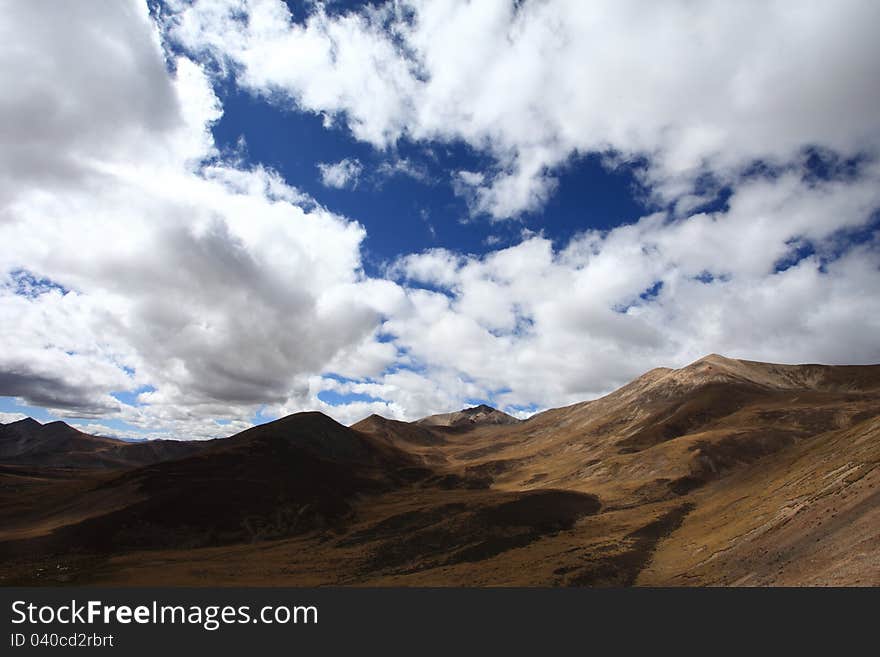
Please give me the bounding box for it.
[1,355,878,586]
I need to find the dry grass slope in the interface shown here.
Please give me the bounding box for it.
[1,355,878,586]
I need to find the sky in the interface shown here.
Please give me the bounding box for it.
[1,0,879,439]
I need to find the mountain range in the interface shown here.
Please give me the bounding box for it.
[1,354,878,586]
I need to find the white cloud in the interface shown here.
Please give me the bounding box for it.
[317,157,363,189]
[0,1,389,437]
[376,158,429,183]
[1,0,878,436]
[167,0,880,219]
[0,412,28,424]
[380,168,880,411]
[68,419,252,442]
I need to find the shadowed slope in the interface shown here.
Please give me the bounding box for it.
[0,417,204,469]
[0,412,423,556]
[352,414,447,447]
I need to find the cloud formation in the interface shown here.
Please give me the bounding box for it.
[1,1,879,435]
[168,0,880,218]
[386,167,880,411]
[0,1,391,435]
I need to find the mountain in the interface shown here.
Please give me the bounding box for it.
[0,412,426,555]
[1,354,878,586]
[414,354,880,505]
[353,414,447,446]
[0,417,203,469]
[1,417,115,459]
[416,404,521,428]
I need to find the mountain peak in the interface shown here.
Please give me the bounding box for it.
[416,404,520,428]
[229,411,382,464]
[697,352,729,362]
[3,416,42,428]
[463,404,496,414]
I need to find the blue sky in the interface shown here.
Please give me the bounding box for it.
[210,82,650,272]
[2,1,879,438]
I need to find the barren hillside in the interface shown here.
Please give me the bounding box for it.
[1,355,878,586]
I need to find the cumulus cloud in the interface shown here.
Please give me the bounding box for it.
[382,165,880,410]
[167,0,880,219]
[317,157,363,189]
[2,0,879,435]
[0,1,183,208]
[0,0,389,436]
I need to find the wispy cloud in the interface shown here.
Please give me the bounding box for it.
[376,158,429,183]
[317,157,363,189]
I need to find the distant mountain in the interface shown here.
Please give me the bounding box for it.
[2,355,879,586]
[0,412,425,554]
[0,417,202,469]
[352,414,447,446]
[416,404,521,428]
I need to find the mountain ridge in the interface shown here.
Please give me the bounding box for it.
[2,353,879,586]
[0,416,203,469]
